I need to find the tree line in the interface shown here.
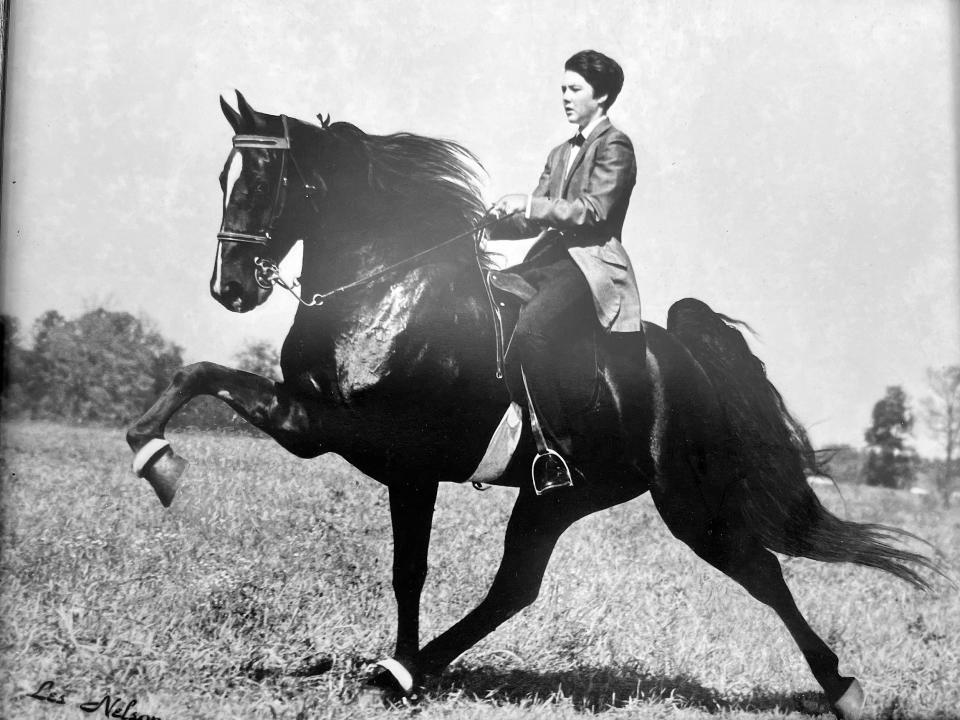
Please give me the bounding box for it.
[856,375,959,505]
[1,307,957,503]
[1,308,279,432]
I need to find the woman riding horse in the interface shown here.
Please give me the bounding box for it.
[127,85,940,720]
[487,50,644,494]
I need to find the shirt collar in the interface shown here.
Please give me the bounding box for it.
[578,113,606,142]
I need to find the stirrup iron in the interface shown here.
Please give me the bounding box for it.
[531,448,575,495]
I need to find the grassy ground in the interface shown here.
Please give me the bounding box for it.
[1,421,957,719]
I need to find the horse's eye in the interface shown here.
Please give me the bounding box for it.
[255,182,269,195]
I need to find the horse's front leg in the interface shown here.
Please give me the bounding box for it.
[126,361,322,506]
[372,487,597,697]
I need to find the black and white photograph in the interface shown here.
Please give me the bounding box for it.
[1,2,958,719]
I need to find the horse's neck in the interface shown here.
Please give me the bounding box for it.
[299,224,474,302]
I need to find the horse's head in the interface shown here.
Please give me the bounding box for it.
[213,91,323,312]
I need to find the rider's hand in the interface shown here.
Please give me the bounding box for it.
[491,194,528,219]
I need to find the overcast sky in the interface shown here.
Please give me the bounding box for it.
[2,0,958,454]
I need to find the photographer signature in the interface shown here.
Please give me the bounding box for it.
[28,680,163,720]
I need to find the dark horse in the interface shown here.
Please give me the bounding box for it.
[127,92,938,720]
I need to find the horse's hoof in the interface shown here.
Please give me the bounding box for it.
[831,677,865,720]
[360,658,421,707]
[132,439,186,508]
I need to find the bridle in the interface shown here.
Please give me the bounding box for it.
[216,114,323,257]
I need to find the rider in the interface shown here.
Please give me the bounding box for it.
[488,49,642,492]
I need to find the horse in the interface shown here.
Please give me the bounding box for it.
[126,91,940,720]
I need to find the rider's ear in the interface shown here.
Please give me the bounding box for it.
[221,94,242,133]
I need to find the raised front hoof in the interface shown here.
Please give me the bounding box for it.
[831,677,865,720]
[358,659,421,708]
[132,439,187,508]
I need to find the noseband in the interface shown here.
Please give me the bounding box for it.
[217,115,322,250]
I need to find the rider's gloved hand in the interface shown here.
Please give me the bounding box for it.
[491,194,528,219]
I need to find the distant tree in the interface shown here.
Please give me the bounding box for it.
[234,339,281,378]
[1,313,19,391]
[1,314,33,415]
[863,385,916,489]
[921,365,960,506]
[17,308,183,425]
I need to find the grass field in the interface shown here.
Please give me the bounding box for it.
[1,421,957,719]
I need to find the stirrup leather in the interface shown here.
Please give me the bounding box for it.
[521,368,575,495]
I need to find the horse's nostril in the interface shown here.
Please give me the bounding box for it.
[222,281,243,300]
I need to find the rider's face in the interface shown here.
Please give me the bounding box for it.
[562,71,606,128]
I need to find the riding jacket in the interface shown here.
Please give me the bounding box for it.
[493,117,642,332]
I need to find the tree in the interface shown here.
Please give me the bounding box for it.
[9,308,184,425]
[921,366,960,506]
[1,314,20,393]
[234,339,281,378]
[863,385,916,489]
[1,314,34,416]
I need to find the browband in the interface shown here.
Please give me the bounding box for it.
[232,135,290,149]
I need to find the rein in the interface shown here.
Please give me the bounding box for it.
[255,211,519,307]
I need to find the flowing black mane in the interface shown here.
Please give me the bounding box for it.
[324,121,487,239]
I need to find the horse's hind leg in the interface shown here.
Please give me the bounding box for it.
[652,477,864,720]
[127,361,322,505]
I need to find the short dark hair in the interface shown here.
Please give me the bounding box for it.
[564,50,624,111]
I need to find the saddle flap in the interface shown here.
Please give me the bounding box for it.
[487,271,537,304]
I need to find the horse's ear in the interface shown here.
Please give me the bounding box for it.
[220,95,242,132]
[316,112,331,128]
[236,90,256,125]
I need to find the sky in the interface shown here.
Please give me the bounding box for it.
[1,0,958,455]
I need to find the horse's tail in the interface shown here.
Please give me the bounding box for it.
[666,297,940,589]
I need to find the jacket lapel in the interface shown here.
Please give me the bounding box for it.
[551,143,571,197]
[561,117,611,198]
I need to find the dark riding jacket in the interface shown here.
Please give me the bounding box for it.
[494,117,642,332]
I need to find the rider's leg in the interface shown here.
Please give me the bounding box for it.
[507,257,591,462]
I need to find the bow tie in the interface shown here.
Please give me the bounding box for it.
[571,132,585,147]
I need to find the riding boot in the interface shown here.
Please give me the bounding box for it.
[518,366,582,493]
[514,337,587,492]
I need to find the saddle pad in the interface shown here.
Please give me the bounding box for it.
[466,402,523,485]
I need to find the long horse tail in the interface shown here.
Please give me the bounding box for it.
[666,297,941,590]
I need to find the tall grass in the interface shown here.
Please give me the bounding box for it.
[1,422,957,719]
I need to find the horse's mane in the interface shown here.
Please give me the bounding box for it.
[325,121,487,237]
